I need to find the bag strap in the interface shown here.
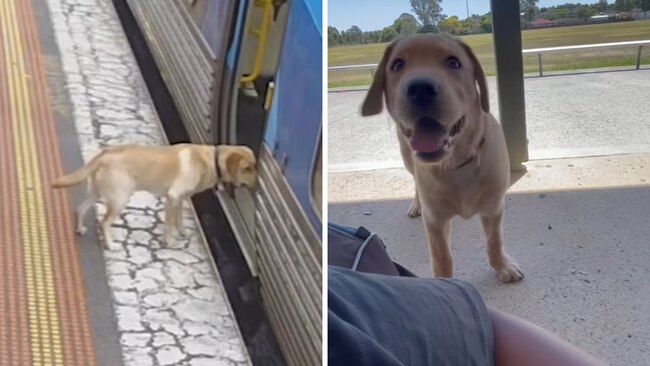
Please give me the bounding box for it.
[328,222,372,241]
[351,233,377,271]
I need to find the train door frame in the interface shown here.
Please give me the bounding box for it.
[207,0,240,143]
[212,0,292,275]
[214,0,323,363]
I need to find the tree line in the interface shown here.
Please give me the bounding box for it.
[329,0,650,47]
[522,0,649,26]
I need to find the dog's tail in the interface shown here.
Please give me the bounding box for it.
[52,150,106,188]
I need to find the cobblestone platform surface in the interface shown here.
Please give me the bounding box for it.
[45,0,251,364]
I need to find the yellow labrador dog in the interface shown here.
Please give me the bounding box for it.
[362,34,523,283]
[52,143,257,251]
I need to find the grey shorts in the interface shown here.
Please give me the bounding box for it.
[328,266,494,366]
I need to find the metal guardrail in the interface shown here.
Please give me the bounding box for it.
[328,39,650,77]
[524,40,650,76]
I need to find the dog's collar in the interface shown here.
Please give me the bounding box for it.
[455,136,485,170]
[215,148,227,190]
[216,152,224,181]
[215,149,237,198]
[214,148,223,180]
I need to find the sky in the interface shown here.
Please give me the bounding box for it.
[328,0,602,32]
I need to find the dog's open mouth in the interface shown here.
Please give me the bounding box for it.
[406,117,464,162]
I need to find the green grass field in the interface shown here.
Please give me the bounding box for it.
[328,20,650,88]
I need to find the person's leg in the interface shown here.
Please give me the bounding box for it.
[489,308,606,366]
[328,266,494,366]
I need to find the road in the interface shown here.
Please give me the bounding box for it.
[329,68,650,172]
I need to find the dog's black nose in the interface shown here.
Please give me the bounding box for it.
[405,78,439,107]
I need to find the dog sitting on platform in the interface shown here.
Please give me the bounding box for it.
[52,143,258,251]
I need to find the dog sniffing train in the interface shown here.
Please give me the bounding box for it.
[122,0,322,365]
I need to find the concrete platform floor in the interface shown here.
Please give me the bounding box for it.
[330,153,650,365]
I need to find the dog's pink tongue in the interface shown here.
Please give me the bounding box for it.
[410,130,446,153]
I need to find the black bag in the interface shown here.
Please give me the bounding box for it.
[328,222,416,277]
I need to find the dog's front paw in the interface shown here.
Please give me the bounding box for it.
[407,200,421,217]
[163,234,177,248]
[494,256,524,283]
[105,241,121,252]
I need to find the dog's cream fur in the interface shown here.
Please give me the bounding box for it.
[52,143,257,251]
[362,34,523,283]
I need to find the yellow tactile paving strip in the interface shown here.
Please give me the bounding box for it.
[0,0,96,364]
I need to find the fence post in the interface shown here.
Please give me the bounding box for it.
[637,46,643,70]
[369,68,375,79]
[538,53,543,76]
[490,0,529,171]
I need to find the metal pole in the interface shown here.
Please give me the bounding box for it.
[538,53,543,76]
[466,0,472,35]
[490,0,529,170]
[637,46,643,69]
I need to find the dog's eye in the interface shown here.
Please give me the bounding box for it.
[447,57,461,69]
[391,58,405,72]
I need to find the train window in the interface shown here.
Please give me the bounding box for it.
[311,142,322,218]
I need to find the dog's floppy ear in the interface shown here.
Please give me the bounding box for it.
[361,40,397,116]
[457,40,489,113]
[225,151,244,178]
